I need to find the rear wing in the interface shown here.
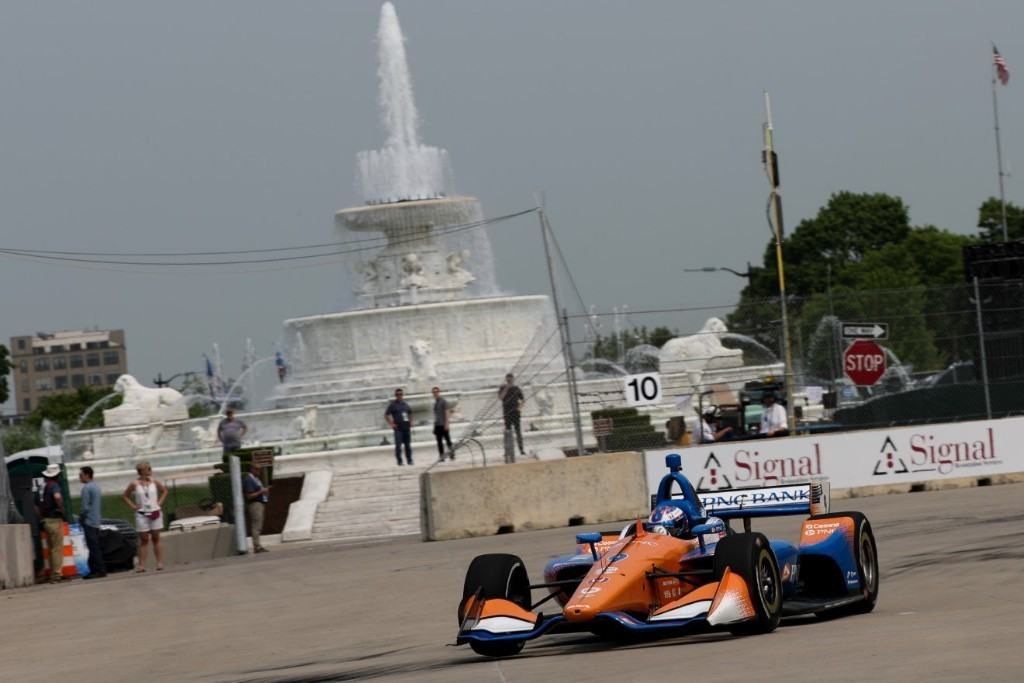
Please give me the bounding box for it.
[697,480,830,520]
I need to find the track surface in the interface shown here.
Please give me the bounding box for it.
[3,484,1023,683]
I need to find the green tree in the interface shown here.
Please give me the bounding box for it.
[24,386,122,432]
[1,424,45,455]
[0,344,10,405]
[977,197,1024,242]
[729,192,970,375]
[589,326,677,361]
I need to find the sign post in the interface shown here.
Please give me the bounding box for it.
[843,340,887,386]
[841,322,889,340]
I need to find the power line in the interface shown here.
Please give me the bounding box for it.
[0,207,538,267]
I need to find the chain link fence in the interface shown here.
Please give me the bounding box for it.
[562,280,1024,452]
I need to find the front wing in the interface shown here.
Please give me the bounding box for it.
[456,568,756,645]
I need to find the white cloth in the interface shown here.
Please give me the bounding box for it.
[700,419,715,443]
[760,403,788,434]
[132,480,160,513]
[135,510,163,533]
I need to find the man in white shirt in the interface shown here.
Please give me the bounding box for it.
[759,393,789,438]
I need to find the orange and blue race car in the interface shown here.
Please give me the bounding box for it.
[456,453,879,657]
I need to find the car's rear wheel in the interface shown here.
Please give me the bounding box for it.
[713,532,782,635]
[458,553,531,657]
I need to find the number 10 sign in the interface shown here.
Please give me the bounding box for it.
[624,372,662,407]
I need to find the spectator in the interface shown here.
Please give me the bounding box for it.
[385,388,414,466]
[35,464,65,584]
[498,373,526,457]
[432,386,454,461]
[78,467,107,579]
[275,351,287,383]
[700,408,734,443]
[122,462,168,572]
[759,393,789,438]
[218,409,248,455]
[243,462,270,553]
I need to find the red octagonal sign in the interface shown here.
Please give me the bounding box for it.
[844,339,887,386]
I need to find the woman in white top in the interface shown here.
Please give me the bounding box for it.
[122,461,168,572]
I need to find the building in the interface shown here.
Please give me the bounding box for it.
[9,329,128,414]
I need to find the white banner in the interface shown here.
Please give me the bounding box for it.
[644,416,1024,498]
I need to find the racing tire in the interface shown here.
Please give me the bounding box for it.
[713,532,782,636]
[810,511,879,615]
[458,553,531,657]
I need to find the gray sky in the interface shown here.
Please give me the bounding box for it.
[2,0,1022,412]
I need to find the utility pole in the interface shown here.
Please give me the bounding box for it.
[992,45,1010,241]
[539,206,586,456]
[762,92,798,430]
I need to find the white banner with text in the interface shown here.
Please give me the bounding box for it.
[644,416,1024,498]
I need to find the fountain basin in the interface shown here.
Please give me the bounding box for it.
[275,295,559,408]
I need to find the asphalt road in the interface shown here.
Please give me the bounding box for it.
[3,483,1023,683]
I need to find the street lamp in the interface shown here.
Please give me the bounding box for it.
[683,264,758,286]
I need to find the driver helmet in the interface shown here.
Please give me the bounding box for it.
[648,503,690,538]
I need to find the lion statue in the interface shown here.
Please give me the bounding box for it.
[407,339,438,383]
[102,374,189,427]
[658,318,743,383]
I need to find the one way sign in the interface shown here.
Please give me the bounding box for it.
[841,322,889,340]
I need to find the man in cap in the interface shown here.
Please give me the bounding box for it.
[759,392,789,438]
[35,463,65,584]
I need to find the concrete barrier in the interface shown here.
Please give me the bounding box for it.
[158,524,237,566]
[281,470,332,542]
[420,452,648,541]
[0,525,35,589]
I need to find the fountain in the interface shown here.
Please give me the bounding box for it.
[272,1,558,411]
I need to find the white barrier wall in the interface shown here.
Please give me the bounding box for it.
[645,416,1024,497]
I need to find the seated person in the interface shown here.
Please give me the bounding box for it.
[758,392,789,438]
[699,407,734,443]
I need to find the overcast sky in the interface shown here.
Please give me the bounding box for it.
[2,1,1022,412]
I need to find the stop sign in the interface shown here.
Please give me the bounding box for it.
[844,339,887,386]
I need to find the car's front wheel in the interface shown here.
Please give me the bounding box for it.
[713,532,782,635]
[458,553,531,657]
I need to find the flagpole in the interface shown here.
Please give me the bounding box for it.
[992,48,1009,241]
[762,92,797,432]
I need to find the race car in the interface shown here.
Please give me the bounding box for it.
[455,453,878,657]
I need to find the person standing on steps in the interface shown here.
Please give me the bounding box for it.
[498,373,526,457]
[385,388,414,466]
[431,386,454,461]
[217,408,248,455]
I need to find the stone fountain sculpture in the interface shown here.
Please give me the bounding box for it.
[659,318,744,385]
[103,374,189,427]
[272,2,558,409]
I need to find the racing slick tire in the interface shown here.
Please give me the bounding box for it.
[713,532,782,635]
[458,553,531,657]
[809,511,879,615]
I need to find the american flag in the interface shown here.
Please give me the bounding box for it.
[994,45,1010,86]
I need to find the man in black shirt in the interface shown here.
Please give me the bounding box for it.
[498,373,526,457]
[385,388,414,466]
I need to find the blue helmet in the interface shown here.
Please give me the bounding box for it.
[648,503,691,537]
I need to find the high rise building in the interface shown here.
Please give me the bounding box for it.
[9,329,127,414]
